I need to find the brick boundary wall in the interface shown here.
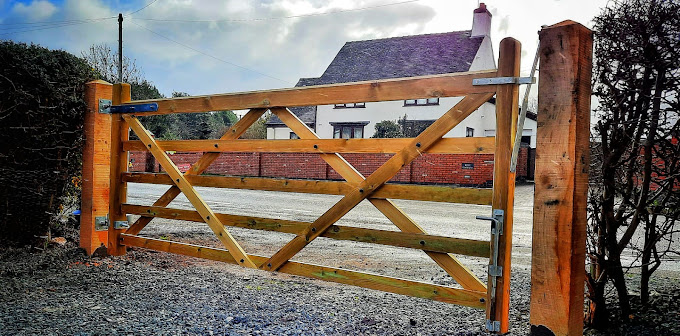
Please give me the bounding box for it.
[129,147,532,186]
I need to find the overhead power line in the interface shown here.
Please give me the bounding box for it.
[0,17,114,36]
[130,21,293,85]
[127,0,160,16]
[132,0,420,23]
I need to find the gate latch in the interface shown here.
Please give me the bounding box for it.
[476,209,504,333]
[95,215,109,231]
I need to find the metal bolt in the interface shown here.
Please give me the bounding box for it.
[148,144,152,148]
[359,188,364,193]
[206,216,210,220]
[480,298,485,303]
[313,144,318,149]
[240,259,244,263]
[416,142,421,148]
[214,144,219,148]
[267,263,272,268]
[311,228,316,232]
[419,240,425,246]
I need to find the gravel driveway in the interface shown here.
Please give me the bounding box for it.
[1,183,678,335]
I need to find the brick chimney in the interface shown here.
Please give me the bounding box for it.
[471,3,492,37]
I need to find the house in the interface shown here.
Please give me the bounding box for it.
[267,3,537,148]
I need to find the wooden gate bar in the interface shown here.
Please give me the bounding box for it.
[125,108,266,236]
[124,115,257,268]
[118,70,497,116]
[122,173,494,205]
[122,204,491,257]
[120,234,487,309]
[265,93,494,272]
[271,107,488,291]
[122,137,496,154]
[529,21,592,336]
[487,37,521,334]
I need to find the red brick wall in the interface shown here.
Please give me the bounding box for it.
[129,150,533,186]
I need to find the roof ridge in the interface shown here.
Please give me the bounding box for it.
[345,29,473,44]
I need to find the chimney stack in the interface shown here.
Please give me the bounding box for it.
[471,3,492,37]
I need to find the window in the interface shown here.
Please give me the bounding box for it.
[404,98,439,106]
[330,122,368,139]
[334,102,365,108]
[521,135,531,145]
[290,132,299,139]
[466,127,474,137]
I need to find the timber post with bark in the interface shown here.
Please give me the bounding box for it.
[529,21,593,336]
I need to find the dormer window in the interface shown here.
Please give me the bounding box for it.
[334,102,365,108]
[404,98,439,106]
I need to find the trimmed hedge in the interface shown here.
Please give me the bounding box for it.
[0,41,95,244]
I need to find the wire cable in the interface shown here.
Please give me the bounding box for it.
[0,17,114,36]
[130,21,293,85]
[132,0,419,23]
[127,0,160,16]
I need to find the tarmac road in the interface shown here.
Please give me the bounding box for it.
[126,182,679,281]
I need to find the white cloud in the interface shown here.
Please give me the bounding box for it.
[12,0,58,21]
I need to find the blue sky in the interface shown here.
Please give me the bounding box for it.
[0,0,609,98]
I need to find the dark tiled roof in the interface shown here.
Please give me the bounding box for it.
[268,30,483,126]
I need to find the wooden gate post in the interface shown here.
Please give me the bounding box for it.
[81,80,113,256]
[107,83,131,256]
[529,21,593,336]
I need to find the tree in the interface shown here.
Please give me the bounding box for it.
[81,43,142,84]
[372,120,403,138]
[241,112,271,139]
[587,0,680,328]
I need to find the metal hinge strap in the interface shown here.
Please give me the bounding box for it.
[472,76,535,86]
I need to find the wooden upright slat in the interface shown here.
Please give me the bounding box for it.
[122,137,496,154]
[487,38,521,334]
[122,173,494,205]
[271,107,488,291]
[123,115,257,268]
[107,83,131,256]
[119,70,497,116]
[122,204,491,257]
[529,21,592,336]
[120,234,487,309]
[265,93,494,272]
[125,109,266,235]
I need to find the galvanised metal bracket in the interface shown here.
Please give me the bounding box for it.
[98,99,112,114]
[486,320,501,333]
[476,209,505,333]
[472,76,535,86]
[113,220,130,230]
[95,215,109,231]
[110,103,159,113]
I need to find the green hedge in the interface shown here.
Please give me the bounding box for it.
[0,41,95,244]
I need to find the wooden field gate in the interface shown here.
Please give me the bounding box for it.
[81,22,593,336]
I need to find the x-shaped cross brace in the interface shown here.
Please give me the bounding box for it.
[264,93,493,292]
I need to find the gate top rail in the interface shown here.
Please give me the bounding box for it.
[116,69,498,116]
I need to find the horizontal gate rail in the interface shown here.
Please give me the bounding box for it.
[122,173,494,205]
[123,137,495,154]
[119,234,487,309]
[122,204,491,257]
[116,70,497,116]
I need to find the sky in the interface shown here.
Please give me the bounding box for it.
[0,0,610,99]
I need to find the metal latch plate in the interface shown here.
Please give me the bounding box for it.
[95,215,109,231]
[488,265,503,277]
[473,76,535,86]
[98,99,112,114]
